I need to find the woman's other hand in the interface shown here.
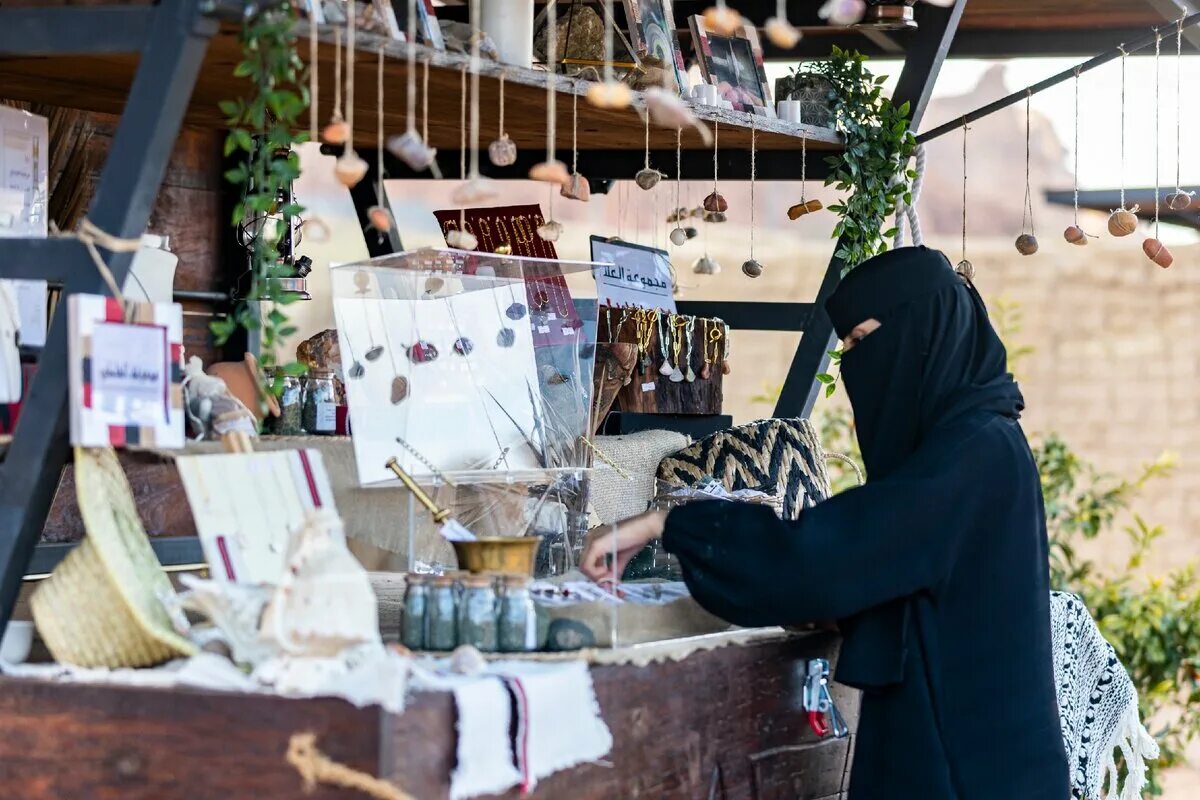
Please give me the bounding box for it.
[579,510,667,584]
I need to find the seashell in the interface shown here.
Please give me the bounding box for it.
[390,375,410,404]
[537,219,564,242]
[702,5,743,36]
[703,210,728,223]
[1015,233,1038,255]
[741,258,764,278]
[335,150,369,187]
[322,118,350,146]
[449,644,488,676]
[818,0,866,26]
[586,81,633,110]
[446,229,478,250]
[1143,237,1174,269]
[765,17,802,49]
[1063,225,1089,246]
[684,226,699,240]
[955,259,975,281]
[529,159,571,186]
[1166,190,1195,211]
[386,130,437,172]
[367,206,393,233]
[669,227,688,246]
[692,255,721,275]
[453,176,500,205]
[561,172,591,201]
[788,199,824,220]
[488,134,518,167]
[703,192,729,213]
[635,168,665,191]
[1107,208,1139,237]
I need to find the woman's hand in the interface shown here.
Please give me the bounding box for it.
[579,510,667,584]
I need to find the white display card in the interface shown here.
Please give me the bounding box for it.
[590,237,677,313]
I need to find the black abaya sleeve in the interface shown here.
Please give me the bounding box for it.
[662,424,996,628]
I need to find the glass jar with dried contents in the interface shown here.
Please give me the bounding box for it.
[457,574,499,652]
[426,575,458,651]
[401,573,429,650]
[498,574,538,652]
[301,369,338,435]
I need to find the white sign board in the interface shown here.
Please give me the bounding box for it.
[590,237,676,312]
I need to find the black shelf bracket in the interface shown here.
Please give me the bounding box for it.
[0,0,218,639]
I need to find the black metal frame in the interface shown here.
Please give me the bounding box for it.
[0,0,218,638]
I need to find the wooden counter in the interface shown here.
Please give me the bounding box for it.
[0,632,858,800]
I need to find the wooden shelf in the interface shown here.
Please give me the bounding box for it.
[0,23,842,156]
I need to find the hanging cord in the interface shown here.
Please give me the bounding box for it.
[287,732,414,800]
[308,14,318,141]
[675,126,682,214]
[332,27,342,123]
[346,0,356,150]
[712,120,719,195]
[546,0,558,163]
[1072,67,1081,226]
[570,84,579,174]
[469,0,482,178]
[892,144,926,249]
[421,58,430,144]
[1118,44,1127,210]
[1154,32,1161,238]
[1175,18,1187,199]
[960,119,968,265]
[799,103,807,204]
[643,111,651,172]
[498,72,507,141]
[749,118,756,259]
[1021,89,1034,236]
[458,64,467,230]
[602,0,615,85]
[52,219,142,313]
[377,47,385,206]
[406,0,417,133]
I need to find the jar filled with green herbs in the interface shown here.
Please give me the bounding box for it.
[426,575,458,651]
[457,574,498,652]
[301,369,337,435]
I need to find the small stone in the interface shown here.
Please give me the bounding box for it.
[1107,208,1138,237]
[692,255,720,275]
[765,16,801,49]
[334,150,369,188]
[488,134,517,167]
[446,229,478,250]
[529,160,571,186]
[496,328,516,348]
[1143,237,1174,269]
[1063,225,1088,246]
[1166,190,1194,211]
[635,168,665,191]
[322,118,349,145]
[703,5,743,35]
[669,227,688,246]
[537,219,564,242]
[703,192,729,213]
[386,130,437,172]
[561,173,591,202]
[449,644,488,675]
[741,258,764,278]
[1015,233,1038,255]
[546,618,595,651]
[367,206,393,232]
[390,376,409,405]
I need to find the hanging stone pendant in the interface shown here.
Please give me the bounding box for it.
[684,226,699,240]
[408,341,439,363]
[1166,190,1195,211]
[700,362,712,380]
[453,337,474,356]
[635,168,665,191]
[365,344,384,361]
[685,363,696,382]
[488,134,518,168]
[348,361,366,379]
[692,255,721,275]
[955,259,975,281]
[496,328,516,348]
[386,130,437,172]
[659,360,674,377]
[670,227,688,246]
[1014,234,1039,256]
[668,366,685,383]
[741,259,764,278]
[390,375,410,405]
[703,192,729,213]
[537,219,564,242]
[506,302,527,320]
[425,276,445,294]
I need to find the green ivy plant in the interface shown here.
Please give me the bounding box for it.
[211,1,309,400]
[807,47,917,274]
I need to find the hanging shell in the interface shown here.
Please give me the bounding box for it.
[586,81,633,110]
[529,159,571,185]
[446,229,478,250]
[1014,234,1039,255]
[1107,208,1138,237]
[702,5,743,35]
[703,192,729,213]
[692,255,721,275]
[669,227,688,246]
[386,131,437,172]
[488,134,518,167]
[1166,190,1195,211]
[818,0,867,26]
[334,150,369,187]
[452,176,500,204]
[561,173,591,201]
[1063,225,1088,246]
[537,219,564,242]
[635,168,665,191]
[764,17,802,49]
[741,259,764,278]
[1143,237,1174,269]
[322,118,350,146]
[667,207,691,223]
[367,206,393,233]
[788,199,824,220]
[955,259,975,281]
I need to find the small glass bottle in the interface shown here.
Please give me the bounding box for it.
[275,372,304,435]
[499,574,538,653]
[301,369,337,435]
[426,575,458,651]
[400,573,429,651]
[457,574,499,652]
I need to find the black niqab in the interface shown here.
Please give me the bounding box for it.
[662,247,1067,799]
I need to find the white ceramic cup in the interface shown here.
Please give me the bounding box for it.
[1,621,33,664]
[778,100,803,123]
[691,84,718,106]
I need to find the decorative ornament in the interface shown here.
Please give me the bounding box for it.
[702,1,742,36]
[955,119,973,280]
[562,89,591,200]
[335,151,369,187]
[692,255,720,275]
[495,243,513,255]
[390,375,410,405]
[538,219,564,242]
[446,229,478,250]
[448,65,479,252]
[636,169,665,191]
[818,0,866,27]
[1143,32,1173,270]
[645,88,713,145]
[1063,226,1088,246]
[365,48,394,247]
[529,159,571,185]
[333,0,367,189]
[741,119,765,279]
[407,341,439,364]
[453,337,474,356]
[788,101,823,220]
[452,176,500,204]
[322,29,349,145]
[588,0,632,110]
[765,0,801,48]
[488,72,518,167]
[1015,90,1037,257]
[506,301,528,320]
[367,206,393,233]
[788,200,823,219]
[1063,68,1095,247]
[670,227,688,246]
[703,193,728,213]
[496,328,516,348]
[1167,19,1194,211]
[1142,238,1174,269]
[537,10,566,237]
[387,2,438,173]
[1108,46,1140,238]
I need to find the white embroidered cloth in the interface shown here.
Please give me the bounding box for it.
[1051,591,1159,800]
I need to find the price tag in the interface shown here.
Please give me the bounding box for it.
[641,381,655,392]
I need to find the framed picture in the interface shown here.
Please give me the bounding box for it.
[391,0,444,50]
[622,0,689,95]
[688,16,774,116]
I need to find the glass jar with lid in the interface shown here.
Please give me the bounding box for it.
[456,574,499,652]
[426,575,458,651]
[498,574,538,652]
[401,573,429,650]
[263,368,304,436]
[301,369,337,435]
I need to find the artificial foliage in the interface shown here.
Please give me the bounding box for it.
[807,47,917,274]
[211,1,309,398]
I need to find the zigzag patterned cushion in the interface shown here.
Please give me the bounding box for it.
[655,418,833,520]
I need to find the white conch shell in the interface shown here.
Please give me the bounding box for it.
[179,574,276,667]
[644,88,713,146]
[260,509,381,658]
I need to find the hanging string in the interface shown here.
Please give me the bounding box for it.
[749,118,756,259]
[333,27,343,123]
[799,103,807,203]
[1072,68,1081,226]
[1118,44,1127,210]
[468,0,482,178]
[571,86,579,174]
[960,119,968,264]
[712,121,719,195]
[1175,18,1185,196]
[602,0,615,85]
[377,46,385,206]
[421,58,430,144]
[545,0,558,163]
[346,0,356,150]
[406,0,417,133]
[675,126,682,215]
[458,64,467,230]
[308,14,318,141]
[499,72,508,143]
[644,112,651,171]
[1021,89,1034,236]
[1154,32,1161,238]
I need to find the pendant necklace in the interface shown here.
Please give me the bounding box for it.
[489,72,518,167]
[1167,18,1193,210]
[699,319,715,380]
[741,119,764,277]
[683,316,696,381]
[367,46,395,242]
[1107,46,1139,238]
[334,1,369,188]
[668,316,686,382]
[386,0,437,173]
[1063,68,1092,246]
[955,119,974,281]
[380,289,410,404]
[1014,90,1038,256]
[657,312,674,376]
[353,271,385,361]
[407,293,438,364]
[721,320,732,375]
[1144,32,1173,268]
[490,287,517,348]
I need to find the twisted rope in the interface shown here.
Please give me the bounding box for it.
[287,732,413,800]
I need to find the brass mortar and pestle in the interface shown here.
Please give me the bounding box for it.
[385,458,540,576]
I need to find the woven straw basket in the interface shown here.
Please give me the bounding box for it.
[30,448,196,668]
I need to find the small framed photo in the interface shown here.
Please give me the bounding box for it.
[688,16,774,116]
[390,0,444,50]
[622,0,689,95]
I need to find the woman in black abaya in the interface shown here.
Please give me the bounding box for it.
[581,246,1069,799]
